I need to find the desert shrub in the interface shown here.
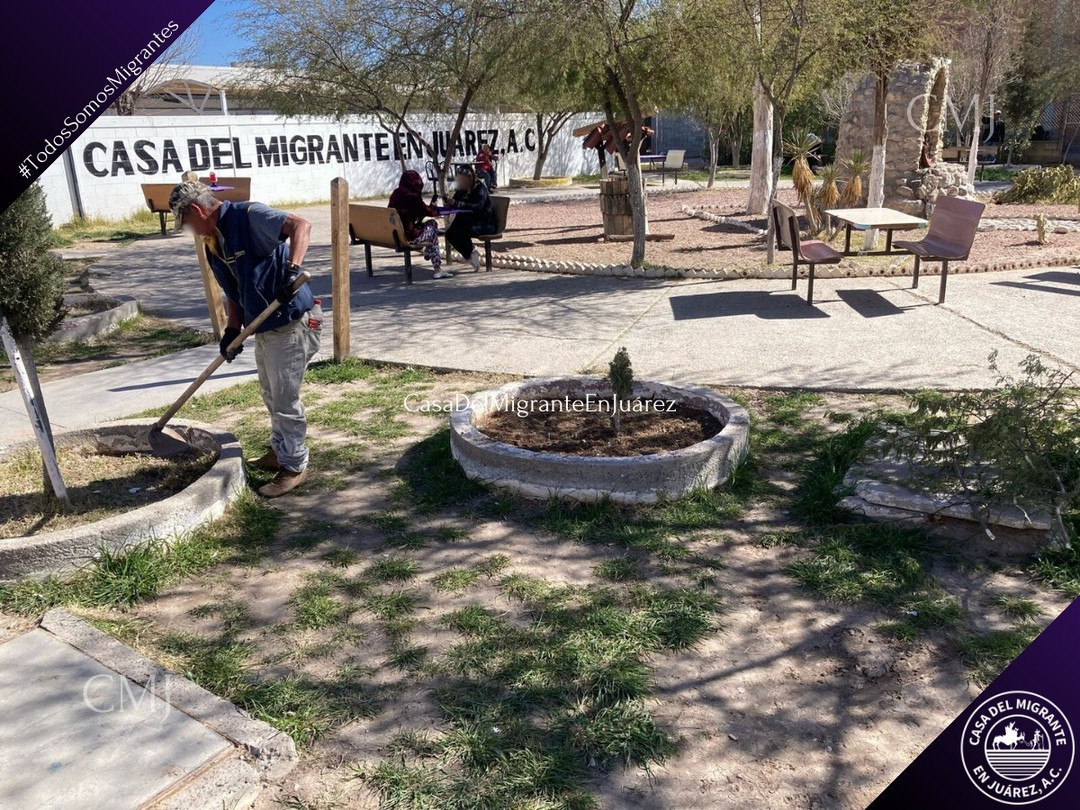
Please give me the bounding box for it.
[994,165,1080,205]
[882,353,1080,543]
[0,183,67,342]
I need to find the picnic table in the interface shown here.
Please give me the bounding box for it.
[639,154,665,170]
[825,207,928,255]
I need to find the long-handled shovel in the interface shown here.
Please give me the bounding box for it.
[148,271,311,457]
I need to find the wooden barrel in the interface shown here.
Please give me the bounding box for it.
[599,177,633,236]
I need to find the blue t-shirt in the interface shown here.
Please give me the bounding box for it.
[205,201,314,333]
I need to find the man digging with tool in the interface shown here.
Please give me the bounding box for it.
[169,181,321,498]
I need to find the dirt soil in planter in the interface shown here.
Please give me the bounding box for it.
[0,442,216,538]
[479,399,722,455]
[65,295,118,317]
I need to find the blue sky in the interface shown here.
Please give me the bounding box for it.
[190,0,248,65]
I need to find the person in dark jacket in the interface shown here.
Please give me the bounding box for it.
[476,144,498,188]
[388,170,449,278]
[446,165,496,272]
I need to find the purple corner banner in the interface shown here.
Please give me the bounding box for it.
[1,1,216,214]
[871,596,1080,808]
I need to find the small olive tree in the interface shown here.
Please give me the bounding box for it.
[0,183,68,498]
[608,346,634,435]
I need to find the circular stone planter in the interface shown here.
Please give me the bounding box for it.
[0,420,245,581]
[508,176,574,188]
[450,377,749,504]
[45,294,139,344]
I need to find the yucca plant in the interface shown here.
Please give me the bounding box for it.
[839,150,870,207]
[784,130,821,230]
[813,163,842,237]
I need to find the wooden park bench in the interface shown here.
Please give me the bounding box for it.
[141,183,178,235]
[349,204,421,284]
[141,177,253,235]
[772,201,843,305]
[442,195,511,272]
[894,196,985,304]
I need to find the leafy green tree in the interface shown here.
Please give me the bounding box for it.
[562,0,685,268]
[238,0,523,195]
[836,0,944,245]
[0,183,68,499]
[675,4,753,186]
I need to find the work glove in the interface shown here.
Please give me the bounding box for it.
[219,326,243,362]
[278,263,302,305]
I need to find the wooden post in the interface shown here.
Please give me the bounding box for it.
[330,177,351,361]
[194,234,227,339]
[0,317,69,504]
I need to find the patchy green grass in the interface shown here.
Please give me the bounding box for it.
[53,209,161,245]
[160,631,379,747]
[367,556,420,583]
[0,492,279,613]
[291,579,353,630]
[957,626,1041,686]
[987,592,1044,622]
[1030,541,1080,598]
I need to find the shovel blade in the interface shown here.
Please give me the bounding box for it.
[148,425,193,458]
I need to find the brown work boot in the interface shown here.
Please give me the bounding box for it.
[248,450,280,471]
[257,467,308,498]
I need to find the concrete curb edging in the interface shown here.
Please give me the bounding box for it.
[449,377,750,504]
[493,248,1080,282]
[0,420,246,581]
[45,294,139,344]
[40,608,299,781]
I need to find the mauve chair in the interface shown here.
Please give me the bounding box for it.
[894,196,985,304]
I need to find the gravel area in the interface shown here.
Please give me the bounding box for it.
[498,190,1080,273]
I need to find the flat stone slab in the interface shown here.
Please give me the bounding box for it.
[0,629,231,810]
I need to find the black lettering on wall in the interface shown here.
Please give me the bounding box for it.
[342,133,358,162]
[210,137,234,169]
[188,139,210,171]
[234,137,252,169]
[111,141,134,176]
[359,133,373,160]
[464,130,477,155]
[133,140,158,175]
[506,129,518,153]
[374,132,390,161]
[307,134,325,164]
[255,136,282,167]
[161,139,183,174]
[83,142,108,177]
[406,132,425,160]
[326,134,343,163]
[289,135,307,164]
[524,128,536,151]
[487,129,499,150]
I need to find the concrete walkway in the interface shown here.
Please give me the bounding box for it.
[2,185,1075,447]
[0,610,294,809]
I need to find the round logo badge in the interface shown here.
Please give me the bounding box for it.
[961,691,1075,804]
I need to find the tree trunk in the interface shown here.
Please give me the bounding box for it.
[17,337,56,493]
[707,132,719,188]
[748,78,774,215]
[764,108,785,265]
[730,134,742,169]
[866,73,889,249]
[966,92,982,186]
[533,113,546,181]
[625,138,648,269]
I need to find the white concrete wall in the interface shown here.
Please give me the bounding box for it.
[40,113,599,223]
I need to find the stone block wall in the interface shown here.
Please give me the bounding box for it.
[836,58,960,209]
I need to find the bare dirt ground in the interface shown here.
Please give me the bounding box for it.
[499,190,1080,273]
[3,369,1071,809]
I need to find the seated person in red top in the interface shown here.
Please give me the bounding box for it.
[388,170,451,279]
[476,144,498,188]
